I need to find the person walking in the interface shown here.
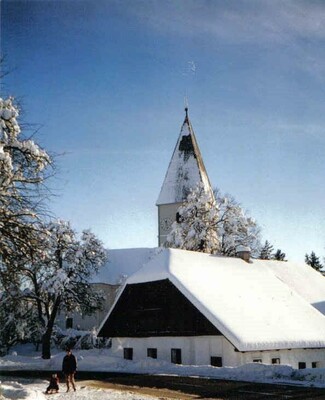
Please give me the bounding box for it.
[62,348,77,392]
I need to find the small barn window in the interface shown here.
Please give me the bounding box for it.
[171,348,182,364]
[211,356,222,367]
[272,358,280,364]
[124,348,133,360]
[147,348,157,359]
[298,362,306,369]
[312,362,319,368]
[253,359,262,363]
[66,318,73,329]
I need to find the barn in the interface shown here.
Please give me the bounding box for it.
[98,247,325,369]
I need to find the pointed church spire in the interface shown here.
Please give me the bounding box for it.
[157,108,213,205]
[156,108,214,245]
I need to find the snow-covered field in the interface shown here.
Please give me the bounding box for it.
[1,344,325,399]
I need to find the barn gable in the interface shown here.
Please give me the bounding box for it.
[98,279,222,337]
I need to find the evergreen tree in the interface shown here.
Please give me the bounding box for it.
[305,251,323,271]
[273,249,286,261]
[259,240,274,260]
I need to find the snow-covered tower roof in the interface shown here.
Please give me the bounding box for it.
[156,108,214,205]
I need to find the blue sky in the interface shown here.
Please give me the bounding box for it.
[2,0,325,262]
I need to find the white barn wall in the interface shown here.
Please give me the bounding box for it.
[223,339,243,366]
[192,337,234,365]
[240,349,325,369]
[111,336,241,366]
[113,337,193,365]
[111,336,325,368]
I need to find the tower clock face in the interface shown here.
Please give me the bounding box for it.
[160,217,173,233]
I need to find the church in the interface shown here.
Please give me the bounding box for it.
[73,109,325,368]
[156,107,214,247]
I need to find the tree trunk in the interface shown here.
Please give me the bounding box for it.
[42,330,52,359]
[41,295,61,359]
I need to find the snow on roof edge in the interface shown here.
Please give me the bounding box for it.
[97,283,126,336]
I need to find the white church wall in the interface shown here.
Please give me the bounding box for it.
[158,203,182,246]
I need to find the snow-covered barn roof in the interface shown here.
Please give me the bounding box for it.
[91,248,155,285]
[109,248,325,352]
[261,259,325,315]
[156,109,213,205]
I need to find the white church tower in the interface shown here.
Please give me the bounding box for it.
[156,107,214,246]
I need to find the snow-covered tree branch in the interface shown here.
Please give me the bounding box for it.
[0,98,110,359]
[0,220,108,359]
[166,185,261,257]
[166,184,220,254]
[0,97,52,261]
[214,189,261,257]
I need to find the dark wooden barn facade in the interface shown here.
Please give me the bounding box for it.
[98,279,222,338]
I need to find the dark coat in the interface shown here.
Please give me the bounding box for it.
[47,376,59,390]
[62,353,77,374]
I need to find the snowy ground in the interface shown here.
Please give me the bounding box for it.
[1,344,325,399]
[0,378,157,400]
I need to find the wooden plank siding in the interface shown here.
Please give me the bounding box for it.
[98,279,222,337]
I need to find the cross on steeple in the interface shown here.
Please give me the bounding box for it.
[184,96,189,121]
[185,106,189,121]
